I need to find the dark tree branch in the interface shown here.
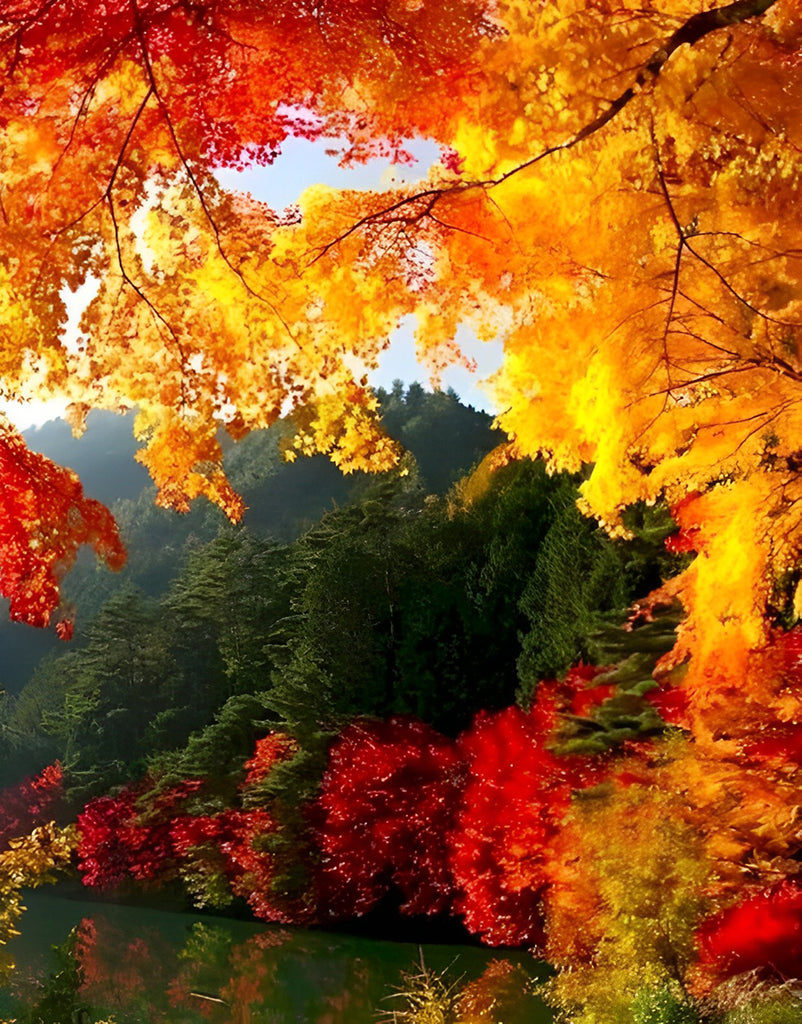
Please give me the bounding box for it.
[492,0,778,185]
[128,0,300,349]
[314,0,779,257]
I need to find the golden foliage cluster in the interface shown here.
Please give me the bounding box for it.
[0,823,76,975]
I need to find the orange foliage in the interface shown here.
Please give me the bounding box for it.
[0,0,800,646]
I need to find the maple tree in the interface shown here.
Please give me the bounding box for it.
[76,732,304,920]
[0,432,124,630]
[0,761,63,850]
[314,716,464,920]
[450,669,608,949]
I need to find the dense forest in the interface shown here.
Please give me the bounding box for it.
[0,383,493,694]
[4,391,800,1023]
[0,386,501,776]
[0,387,682,928]
[0,386,679,802]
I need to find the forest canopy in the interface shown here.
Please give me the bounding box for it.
[0,0,796,641]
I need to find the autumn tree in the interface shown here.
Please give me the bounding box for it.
[3,0,796,651]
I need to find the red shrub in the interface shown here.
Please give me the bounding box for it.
[171,806,296,921]
[219,808,288,920]
[77,789,140,888]
[696,882,802,986]
[451,675,606,949]
[742,723,802,766]
[127,780,205,882]
[170,812,226,858]
[77,734,299,913]
[314,716,465,919]
[77,779,204,888]
[0,762,64,850]
[665,493,704,555]
[242,733,299,786]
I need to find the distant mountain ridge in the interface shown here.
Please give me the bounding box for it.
[24,410,150,507]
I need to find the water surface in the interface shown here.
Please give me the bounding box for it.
[1,892,553,1023]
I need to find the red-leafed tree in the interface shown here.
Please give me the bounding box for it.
[76,788,142,889]
[0,761,64,850]
[314,716,465,920]
[0,435,124,630]
[451,670,609,948]
[76,779,204,888]
[695,882,802,990]
[77,734,301,920]
[241,733,298,786]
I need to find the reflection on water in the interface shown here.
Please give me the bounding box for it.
[0,893,553,1023]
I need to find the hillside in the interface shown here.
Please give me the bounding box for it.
[0,387,497,695]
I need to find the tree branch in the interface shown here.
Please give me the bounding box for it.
[493,0,779,185]
[128,0,300,349]
[315,0,780,256]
